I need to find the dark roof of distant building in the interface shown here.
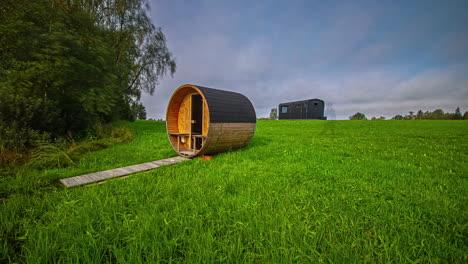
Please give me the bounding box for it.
[279,98,324,105]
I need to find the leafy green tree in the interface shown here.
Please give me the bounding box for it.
[138,106,147,120]
[349,112,367,120]
[0,0,175,150]
[392,115,404,120]
[404,111,415,120]
[454,107,462,120]
[131,102,147,120]
[432,109,444,120]
[444,113,455,120]
[463,112,468,120]
[416,110,424,119]
[269,108,278,120]
[424,111,434,119]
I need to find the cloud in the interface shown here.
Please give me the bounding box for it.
[309,3,380,68]
[246,65,468,120]
[141,30,274,120]
[142,0,468,121]
[390,66,468,102]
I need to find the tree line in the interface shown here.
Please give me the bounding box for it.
[0,0,175,151]
[349,107,467,120]
[391,107,467,120]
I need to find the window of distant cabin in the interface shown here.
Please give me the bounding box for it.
[281,106,288,113]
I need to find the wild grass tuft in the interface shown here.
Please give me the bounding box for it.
[25,123,133,169]
[27,141,76,169]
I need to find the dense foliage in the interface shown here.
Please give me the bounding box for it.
[349,112,367,120]
[392,108,468,120]
[351,108,467,121]
[269,108,277,120]
[0,0,175,151]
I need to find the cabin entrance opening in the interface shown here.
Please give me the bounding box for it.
[191,94,203,134]
[191,94,203,150]
[166,89,208,156]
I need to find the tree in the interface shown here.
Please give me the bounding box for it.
[349,112,367,120]
[0,0,175,150]
[444,113,455,120]
[463,112,468,120]
[405,111,415,120]
[416,110,424,119]
[269,108,278,120]
[392,115,404,120]
[432,109,444,120]
[454,107,462,120]
[424,110,434,120]
[132,102,147,120]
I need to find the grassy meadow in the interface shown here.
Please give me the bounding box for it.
[1,120,467,263]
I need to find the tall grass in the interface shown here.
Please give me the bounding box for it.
[23,123,133,170]
[1,120,467,263]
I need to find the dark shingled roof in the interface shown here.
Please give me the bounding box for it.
[193,85,256,123]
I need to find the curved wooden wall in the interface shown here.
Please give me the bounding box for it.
[166,84,256,157]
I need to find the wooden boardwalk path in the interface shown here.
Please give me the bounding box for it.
[59,156,187,187]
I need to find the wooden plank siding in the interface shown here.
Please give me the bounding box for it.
[200,123,255,154]
[166,84,256,157]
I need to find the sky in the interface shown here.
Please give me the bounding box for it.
[142,0,468,120]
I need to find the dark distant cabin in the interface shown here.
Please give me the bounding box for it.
[278,99,326,120]
[166,84,256,157]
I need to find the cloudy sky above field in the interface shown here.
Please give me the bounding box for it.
[142,0,468,120]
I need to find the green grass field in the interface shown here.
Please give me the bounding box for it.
[1,120,467,263]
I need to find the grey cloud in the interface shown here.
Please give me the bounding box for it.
[143,1,468,120]
[141,31,275,120]
[144,61,468,120]
[249,66,468,119]
[389,65,468,101]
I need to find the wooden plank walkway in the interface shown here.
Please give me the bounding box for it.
[59,156,187,187]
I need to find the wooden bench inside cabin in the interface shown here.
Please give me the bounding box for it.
[169,133,206,153]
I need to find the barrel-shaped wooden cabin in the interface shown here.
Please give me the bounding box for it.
[166,84,256,157]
